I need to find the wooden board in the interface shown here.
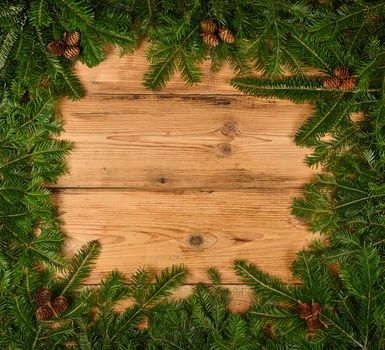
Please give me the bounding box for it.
[57,95,313,189]
[72,46,241,95]
[54,189,311,284]
[56,47,315,296]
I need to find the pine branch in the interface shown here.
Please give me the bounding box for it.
[231,76,335,103]
[234,260,297,303]
[58,240,101,295]
[0,29,19,71]
[295,96,352,146]
[142,265,187,308]
[29,0,52,28]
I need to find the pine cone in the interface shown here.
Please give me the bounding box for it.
[328,263,340,278]
[47,40,66,56]
[36,305,55,321]
[202,33,219,48]
[63,46,81,59]
[35,288,52,306]
[218,27,236,44]
[323,76,341,89]
[262,323,275,339]
[311,303,322,316]
[306,316,324,332]
[200,19,217,33]
[333,66,350,79]
[64,31,81,46]
[51,296,68,314]
[339,76,356,91]
[297,301,312,319]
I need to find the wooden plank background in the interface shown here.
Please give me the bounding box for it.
[54,46,315,311]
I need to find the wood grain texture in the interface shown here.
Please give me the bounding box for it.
[72,46,240,95]
[54,189,311,284]
[56,47,315,292]
[57,94,314,189]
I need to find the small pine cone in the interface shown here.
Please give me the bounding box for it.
[47,40,66,57]
[36,305,55,321]
[297,301,312,319]
[311,303,322,316]
[200,19,217,33]
[306,316,324,332]
[35,288,52,306]
[262,323,275,339]
[328,263,340,278]
[64,31,81,46]
[202,33,219,48]
[339,76,356,91]
[323,76,341,89]
[218,27,236,44]
[51,296,68,314]
[63,46,81,59]
[333,66,350,79]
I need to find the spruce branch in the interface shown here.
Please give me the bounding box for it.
[29,0,52,28]
[294,96,352,146]
[234,260,297,303]
[58,240,101,295]
[141,265,187,308]
[144,23,201,91]
[0,29,19,71]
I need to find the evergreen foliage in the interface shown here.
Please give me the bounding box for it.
[1,0,385,348]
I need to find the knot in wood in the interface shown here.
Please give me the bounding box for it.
[188,234,204,247]
[221,121,238,137]
[217,143,232,157]
[159,177,168,184]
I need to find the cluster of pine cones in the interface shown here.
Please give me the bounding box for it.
[47,31,81,59]
[323,66,356,91]
[200,19,236,48]
[35,288,68,321]
[297,301,325,334]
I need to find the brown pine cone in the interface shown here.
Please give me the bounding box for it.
[323,76,341,89]
[47,40,66,56]
[36,305,55,321]
[63,46,81,59]
[297,301,312,319]
[328,263,340,278]
[35,288,52,306]
[333,66,350,79]
[333,66,350,80]
[200,19,217,33]
[306,316,325,332]
[262,323,275,339]
[339,76,356,91]
[218,27,236,44]
[51,296,68,314]
[311,303,322,316]
[202,33,219,48]
[64,31,81,46]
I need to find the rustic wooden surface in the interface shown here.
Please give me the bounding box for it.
[54,46,314,311]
